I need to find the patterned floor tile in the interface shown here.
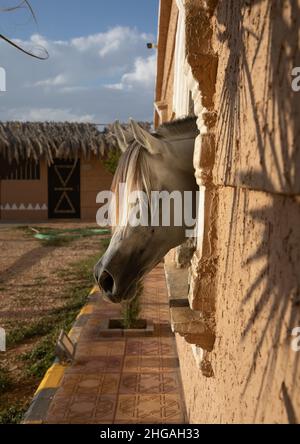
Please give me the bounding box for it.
[44,264,186,424]
[119,372,180,395]
[65,355,123,374]
[58,372,120,397]
[123,356,179,373]
[93,395,117,422]
[115,394,184,423]
[76,341,125,358]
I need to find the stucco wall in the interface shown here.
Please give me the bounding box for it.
[158,0,300,423]
[177,186,300,423]
[81,157,113,221]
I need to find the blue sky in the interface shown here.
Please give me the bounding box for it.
[0,0,159,123]
[5,0,158,40]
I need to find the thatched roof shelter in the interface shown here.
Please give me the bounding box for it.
[0,121,121,165]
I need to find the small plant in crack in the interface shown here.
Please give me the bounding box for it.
[121,281,144,329]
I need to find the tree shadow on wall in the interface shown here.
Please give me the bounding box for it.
[240,172,300,422]
[216,0,300,192]
[214,0,300,421]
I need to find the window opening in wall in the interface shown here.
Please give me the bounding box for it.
[0,156,40,180]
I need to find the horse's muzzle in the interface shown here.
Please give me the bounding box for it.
[94,264,122,303]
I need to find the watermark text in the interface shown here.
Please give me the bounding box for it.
[0,67,6,92]
[0,327,6,352]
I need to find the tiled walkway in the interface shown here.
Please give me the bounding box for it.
[45,264,187,424]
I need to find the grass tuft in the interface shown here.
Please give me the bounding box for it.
[0,364,12,394]
[121,282,143,329]
[0,405,28,424]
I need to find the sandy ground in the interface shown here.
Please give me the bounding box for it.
[0,223,108,417]
[0,223,104,330]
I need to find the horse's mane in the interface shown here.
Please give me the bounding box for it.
[155,116,198,140]
[111,141,152,226]
[111,116,197,226]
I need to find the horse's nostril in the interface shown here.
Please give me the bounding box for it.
[99,270,114,294]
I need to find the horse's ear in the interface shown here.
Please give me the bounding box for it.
[130,119,164,155]
[113,120,133,153]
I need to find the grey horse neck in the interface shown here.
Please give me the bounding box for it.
[155,116,198,141]
[155,116,198,174]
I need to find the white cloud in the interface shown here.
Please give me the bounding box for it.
[60,86,90,94]
[71,27,150,58]
[30,34,50,49]
[105,54,156,91]
[0,27,156,123]
[122,54,156,87]
[6,107,95,122]
[34,74,67,87]
[104,83,124,91]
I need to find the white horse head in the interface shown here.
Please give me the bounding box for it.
[94,117,198,303]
